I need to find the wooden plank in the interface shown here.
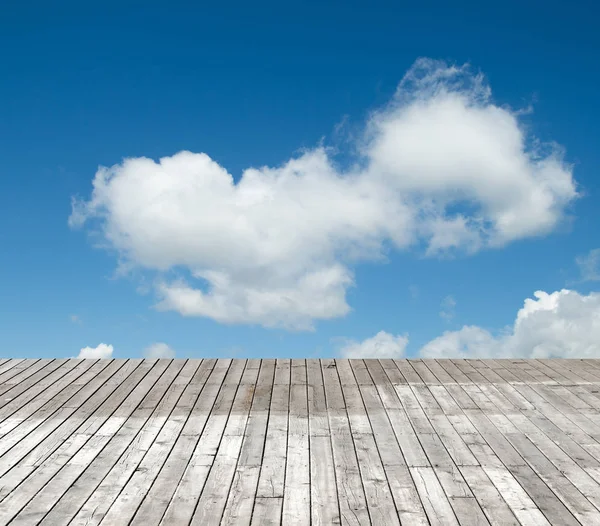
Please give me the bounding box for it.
[448,496,491,526]
[0,360,137,482]
[189,434,245,525]
[0,359,25,377]
[306,359,339,526]
[512,383,600,464]
[482,465,552,526]
[321,359,370,526]
[0,360,42,390]
[340,379,372,436]
[157,360,236,526]
[385,406,429,468]
[238,359,275,467]
[351,433,400,526]
[470,362,507,384]
[24,360,187,524]
[410,466,459,525]
[111,360,219,526]
[459,466,520,525]
[529,360,573,384]
[384,464,428,525]
[497,360,539,383]
[250,497,283,525]
[455,381,584,525]
[509,464,581,525]
[436,359,472,383]
[186,361,265,526]
[310,434,342,526]
[422,360,456,384]
[364,360,402,410]
[0,360,59,403]
[41,360,198,526]
[291,359,307,385]
[69,361,216,526]
[363,359,390,385]
[555,360,600,383]
[502,431,600,525]
[357,365,405,468]
[283,374,310,526]
[0,359,77,411]
[483,385,600,517]
[349,359,373,385]
[0,360,161,524]
[307,359,329,437]
[1,358,599,526]
[221,361,277,526]
[255,373,289,499]
[221,465,261,526]
[393,360,423,384]
[274,358,291,385]
[452,360,488,384]
[379,359,406,384]
[485,361,521,384]
[0,359,98,436]
[410,360,440,384]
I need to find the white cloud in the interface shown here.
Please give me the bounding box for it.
[420,289,600,358]
[143,342,176,359]
[339,330,409,359]
[70,58,577,330]
[439,295,456,321]
[77,343,113,359]
[576,248,600,282]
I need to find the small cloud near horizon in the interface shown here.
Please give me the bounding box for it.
[76,343,113,359]
[345,288,600,359]
[339,330,409,359]
[143,342,176,359]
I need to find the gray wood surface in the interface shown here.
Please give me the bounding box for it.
[1,358,600,524]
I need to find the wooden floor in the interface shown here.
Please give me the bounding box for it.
[1,360,600,525]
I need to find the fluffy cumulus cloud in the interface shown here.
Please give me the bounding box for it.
[421,289,600,358]
[340,330,409,359]
[143,342,176,359]
[77,343,114,359]
[69,58,577,330]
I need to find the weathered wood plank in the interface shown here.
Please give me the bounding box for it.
[283,371,310,526]
[0,358,599,526]
[48,360,201,526]
[410,466,460,525]
[0,360,161,524]
[0,360,138,484]
[157,360,235,525]
[30,360,191,526]
[321,359,370,526]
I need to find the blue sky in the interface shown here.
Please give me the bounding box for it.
[1,0,599,359]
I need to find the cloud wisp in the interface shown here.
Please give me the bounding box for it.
[576,248,600,282]
[439,295,456,321]
[70,58,578,330]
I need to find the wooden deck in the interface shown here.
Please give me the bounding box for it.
[1,360,600,525]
